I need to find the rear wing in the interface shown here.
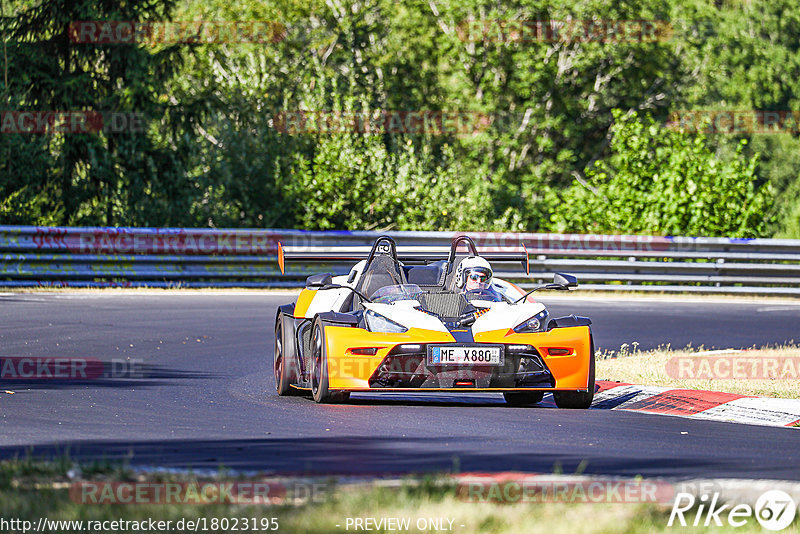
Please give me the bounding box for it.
[277,236,530,276]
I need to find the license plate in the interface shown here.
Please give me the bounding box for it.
[427,345,503,365]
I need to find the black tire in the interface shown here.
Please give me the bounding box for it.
[274,315,293,395]
[310,319,350,404]
[274,314,303,396]
[503,391,545,406]
[553,333,595,409]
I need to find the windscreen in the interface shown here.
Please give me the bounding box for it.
[464,286,507,303]
[370,284,424,303]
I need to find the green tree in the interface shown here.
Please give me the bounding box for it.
[674,0,800,237]
[551,110,774,237]
[2,0,798,237]
[277,89,498,231]
[0,0,197,226]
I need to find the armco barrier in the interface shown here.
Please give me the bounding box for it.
[1,226,800,294]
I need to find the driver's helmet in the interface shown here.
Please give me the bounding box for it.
[456,256,493,291]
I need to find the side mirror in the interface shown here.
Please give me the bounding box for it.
[514,273,577,303]
[553,272,578,289]
[306,273,333,289]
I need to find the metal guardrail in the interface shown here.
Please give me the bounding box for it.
[1,226,799,295]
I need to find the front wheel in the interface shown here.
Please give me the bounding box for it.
[503,391,545,406]
[310,318,350,404]
[553,334,595,409]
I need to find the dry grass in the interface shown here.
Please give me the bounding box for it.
[596,344,800,398]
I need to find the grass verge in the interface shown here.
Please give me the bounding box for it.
[596,344,800,398]
[2,459,797,533]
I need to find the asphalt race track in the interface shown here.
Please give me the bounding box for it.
[1,292,799,480]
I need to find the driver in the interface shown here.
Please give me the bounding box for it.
[456,256,493,292]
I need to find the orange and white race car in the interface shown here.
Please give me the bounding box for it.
[274,235,595,407]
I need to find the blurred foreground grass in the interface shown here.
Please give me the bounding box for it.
[1,458,798,533]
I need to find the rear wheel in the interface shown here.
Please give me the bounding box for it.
[274,315,296,396]
[503,391,545,406]
[310,319,350,404]
[553,334,595,409]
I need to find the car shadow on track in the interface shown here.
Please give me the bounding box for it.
[0,364,220,390]
[0,435,750,480]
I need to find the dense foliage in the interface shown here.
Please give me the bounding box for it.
[552,111,774,237]
[0,0,795,237]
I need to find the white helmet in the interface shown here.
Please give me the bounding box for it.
[455,256,493,289]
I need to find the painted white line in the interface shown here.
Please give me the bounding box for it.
[591,384,670,408]
[593,382,800,428]
[693,397,800,427]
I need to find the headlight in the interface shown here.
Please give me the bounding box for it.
[365,309,408,333]
[513,310,549,333]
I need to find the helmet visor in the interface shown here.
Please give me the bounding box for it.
[464,267,492,286]
[467,272,490,283]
